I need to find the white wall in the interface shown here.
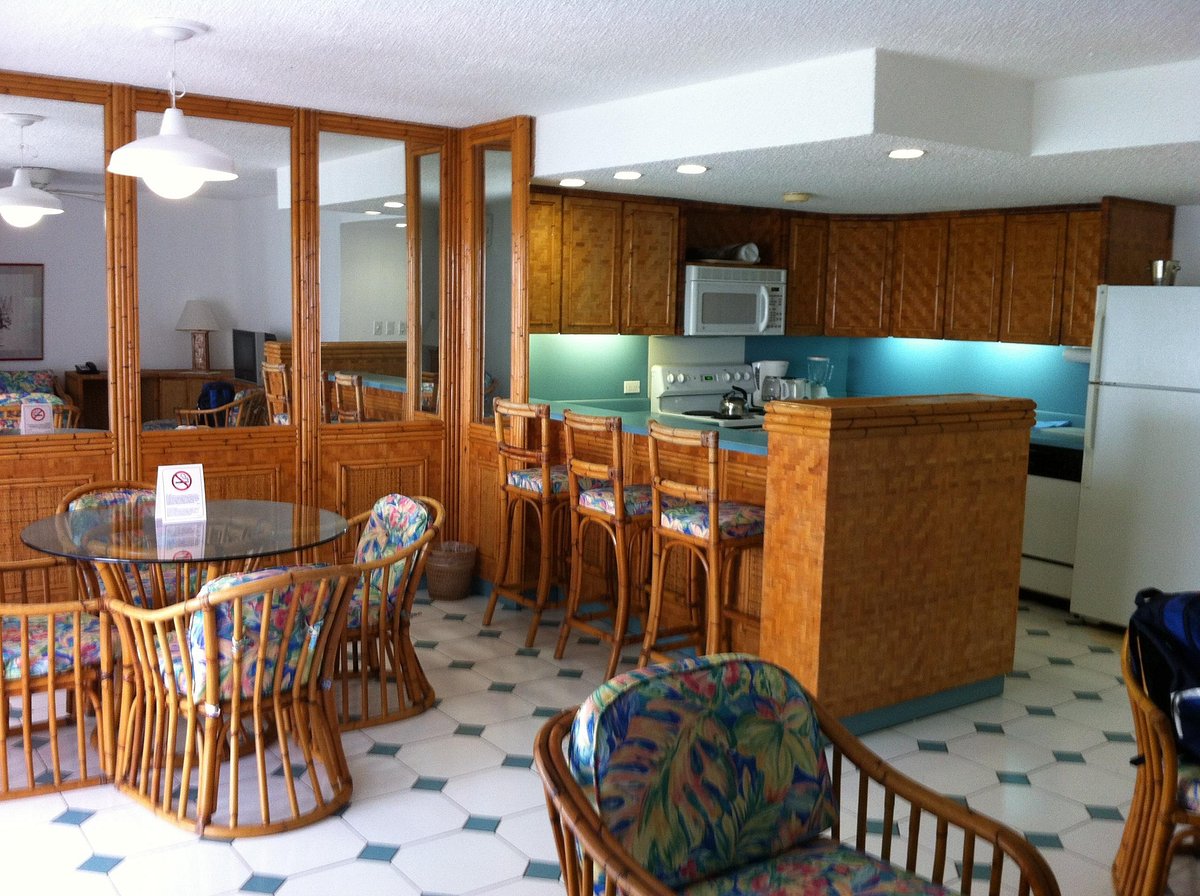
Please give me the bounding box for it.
[338,220,408,340]
[1174,205,1200,287]
[0,194,106,379]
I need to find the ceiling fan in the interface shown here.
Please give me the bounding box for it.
[23,166,104,203]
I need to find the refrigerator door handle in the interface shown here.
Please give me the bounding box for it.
[1082,385,1099,486]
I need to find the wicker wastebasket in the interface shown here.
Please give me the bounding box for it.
[426,541,477,601]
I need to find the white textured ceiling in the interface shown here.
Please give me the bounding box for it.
[1,0,1198,212]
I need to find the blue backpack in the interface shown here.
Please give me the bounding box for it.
[1128,588,1200,762]
[197,381,235,415]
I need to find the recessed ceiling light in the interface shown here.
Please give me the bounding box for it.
[613,171,641,180]
[676,163,707,175]
[364,209,382,215]
[888,148,925,160]
[395,221,407,228]
[383,200,404,208]
[783,192,811,203]
[559,177,586,187]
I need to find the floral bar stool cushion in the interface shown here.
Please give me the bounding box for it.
[168,565,327,701]
[660,500,766,540]
[569,654,838,890]
[347,494,430,630]
[577,483,654,517]
[2,613,103,679]
[507,464,571,494]
[1180,764,1200,812]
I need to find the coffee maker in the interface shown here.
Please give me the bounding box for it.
[751,360,788,407]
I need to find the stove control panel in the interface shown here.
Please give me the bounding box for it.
[651,363,755,396]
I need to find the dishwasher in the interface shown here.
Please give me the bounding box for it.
[1020,442,1083,600]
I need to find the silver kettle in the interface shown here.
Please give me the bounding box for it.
[719,386,748,418]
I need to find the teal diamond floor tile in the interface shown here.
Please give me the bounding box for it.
[1048,657,1074,666]
[516,647,540,657]
[1027,629,1051,637]
[1053,751,1086,763]
[449,659,475,669]
[557,668,583,679]
[359,843,399,861]
[54,808,94,826]
[489,682,516,693]
[975,722,1005,734]
[79,855,122,873]
[503,755,533,768]
[1087,805,1124,821]
[525,861,561,880]
[444,613,467,621]
[415,640,438,649]
[1074,691,1102,701]
[1026,706,1056,717]
[273,762,307,778]
[456,724,485,736]
[368,743,401,757]
[917,740,948,752]
[1105,731,1136,743]
[533,706,559,717]
[464,815,501,832]
[577,635,601,645]
[998,771,1031,785]
[413,777,448,791]
[866,819,900,836]
[1089,645,1115,654]
[478,629,502,639]
[1007,670,1032,679]
[242,873,287,894]
[1025,832,1064,849]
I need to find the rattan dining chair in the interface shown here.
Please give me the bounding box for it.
[332,371,367,422]
[261,361,291,424]
[106,562,356,837]
[0,555,105,799]
[332,494,443,730]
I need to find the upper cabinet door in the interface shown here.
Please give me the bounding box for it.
[786,217,828,335]
[621,202,679,335]
[891,217,949,339]
[1060,210,1102,347]
[527,192,562,334]
[825,219,893,337]
[944,215,1005,341]
[1000,213,1068,344]
[561,196,621,333]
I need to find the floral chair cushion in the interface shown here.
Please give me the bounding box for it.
[682,838,951,896]
[0,369,57,395]
[2,613,103,680]
[0,391,65,431]
[272,412,290,425]
[67,488,156,542]
[578,483,655,517]
[570,653,837,889]
[347,495,430,630]
[508,466,607,496]
[660,500,766,540]
[169,565,328,702]
[1180,764,1200,813]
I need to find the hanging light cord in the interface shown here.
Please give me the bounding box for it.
[166,37,187,109]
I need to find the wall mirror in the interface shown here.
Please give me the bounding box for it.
[135,110,292,430]
[0,92,107,431]
[414,150,441,415]
[480,148,513,420]
[317,130,412,423]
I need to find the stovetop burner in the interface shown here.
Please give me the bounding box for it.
[649,363,765,429]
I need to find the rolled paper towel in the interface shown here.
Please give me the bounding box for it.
[688,242,760,263]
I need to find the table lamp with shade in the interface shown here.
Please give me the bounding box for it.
[175,300,221,371]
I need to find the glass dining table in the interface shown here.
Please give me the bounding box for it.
[21,498,349,773]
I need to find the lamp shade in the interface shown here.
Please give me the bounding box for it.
[108,108,237,199]
[0,167,64,227]
[175,299,221,332]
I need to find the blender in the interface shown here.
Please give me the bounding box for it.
[806,356,833,399]
[751,360,788,407]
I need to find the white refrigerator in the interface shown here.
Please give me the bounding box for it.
[1071,285,1200,626]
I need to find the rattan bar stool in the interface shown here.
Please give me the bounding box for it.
[483,399,572,647]
[639,421,766,665]
[553,410,653,680]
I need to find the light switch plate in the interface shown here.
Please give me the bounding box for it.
[623,380,640,394]
[372,320,383,336]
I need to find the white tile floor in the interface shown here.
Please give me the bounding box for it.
[4,591,1199,895]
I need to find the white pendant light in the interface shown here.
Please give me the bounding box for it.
[107,19,237,199]
[0,114,64,228]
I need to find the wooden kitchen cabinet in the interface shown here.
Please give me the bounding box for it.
[621,202,679,334]
[1059,210,1102,346]
[824,219,893,337]
[562,196,622,333]
[1000,213,1068,344]
[944,214,1005,341]
[890,217,948,339]
[785,217,828,335]
[527,192,562,333]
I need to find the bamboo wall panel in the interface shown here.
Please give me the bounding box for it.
[318,424,444,521]
[760,395,1034,718]
[1060,210,1103,347]
[264,341,408,379]
[462,424,503,581]
[141,429,296,501]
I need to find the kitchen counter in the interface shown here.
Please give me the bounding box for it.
[540,398,768,455]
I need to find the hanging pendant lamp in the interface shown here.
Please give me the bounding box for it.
[0,114,64,228]
[107,19,237,200]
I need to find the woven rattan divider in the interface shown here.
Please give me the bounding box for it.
[760,394,1034,718]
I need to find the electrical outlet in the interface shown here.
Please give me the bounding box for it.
[623,380,640,395]
[372,320,383,336]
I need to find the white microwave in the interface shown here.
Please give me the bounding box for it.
[682,264,787,336]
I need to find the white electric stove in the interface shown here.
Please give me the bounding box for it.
[649,363,765,428]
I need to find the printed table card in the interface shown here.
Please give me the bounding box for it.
[155,464,207,523]
[20,400,54,434]
[155,518,207,561]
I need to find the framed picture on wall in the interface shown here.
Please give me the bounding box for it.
[0,263,44,360]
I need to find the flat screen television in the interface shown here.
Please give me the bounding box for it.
[232,329,277,384]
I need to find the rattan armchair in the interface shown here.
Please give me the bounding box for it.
[332,494,443,730]
[175,387,266,428]
[535,654,1062,896]
[261,361,291,424]
[106,563,356,836]
[1113,632,1200,896]
[0,556,105,798]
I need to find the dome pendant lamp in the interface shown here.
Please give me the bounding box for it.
[0,114,64,228]
[107,18,237,200]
